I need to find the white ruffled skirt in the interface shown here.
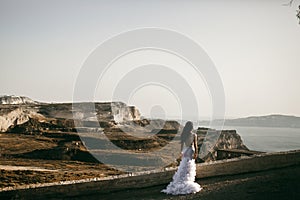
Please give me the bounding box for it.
[161,146,202,195]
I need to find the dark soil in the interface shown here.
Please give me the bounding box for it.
[0,158,122,188]
[0,131,174,188]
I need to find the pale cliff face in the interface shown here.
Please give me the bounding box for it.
[111,103,141,123]
[0,95,38,105]
[0,107,44,132]
[0,96,141,132]
[198,130,249,162]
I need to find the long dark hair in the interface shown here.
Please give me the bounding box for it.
[181,121,193,143]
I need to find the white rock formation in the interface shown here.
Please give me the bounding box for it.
[111,102,141,123]
[0,95,38,105]
[0,96,141,132]
[0,108,44,132]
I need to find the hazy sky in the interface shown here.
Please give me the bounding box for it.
[1,0,300,118]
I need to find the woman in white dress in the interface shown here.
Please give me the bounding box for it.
[162,121,202,195]
[297,5,300,24]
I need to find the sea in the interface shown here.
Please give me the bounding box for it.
[221,126,300,152]
[156,118,300,153]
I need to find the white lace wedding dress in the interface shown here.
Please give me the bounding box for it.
[162,134,202,195]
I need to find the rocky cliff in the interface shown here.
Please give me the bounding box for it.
[0,95,38,105]
[197,128,249,162]
[0,107,45,132]
[0,96,250,164]
[0,96,141,133]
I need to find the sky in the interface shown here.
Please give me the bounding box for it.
[1,0,300,119]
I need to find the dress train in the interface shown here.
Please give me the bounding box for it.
[161,146,202,195]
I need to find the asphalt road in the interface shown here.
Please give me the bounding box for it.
[72,164,300,200]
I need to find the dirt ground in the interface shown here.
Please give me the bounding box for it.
[0,132,145,188]
[1,132,299,199]
[0,158,121,188]
[0,131,179,188]
[77,164,300,200]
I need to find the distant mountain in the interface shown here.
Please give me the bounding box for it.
[0,95,39,105]
[200,114,300,128]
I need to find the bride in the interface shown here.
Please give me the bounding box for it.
[162,121,202,195]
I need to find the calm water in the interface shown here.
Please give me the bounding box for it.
[222,126,300,152]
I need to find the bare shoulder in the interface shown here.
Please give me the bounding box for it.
[193,132,197,139]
